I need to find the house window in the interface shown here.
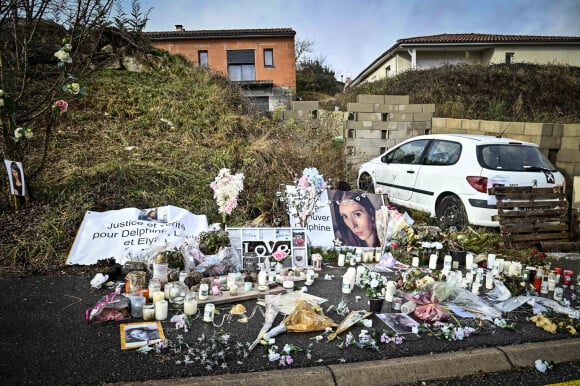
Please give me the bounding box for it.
[505,52,514,65]
[227,49,256,81]
[348,129,356,138]
[381,130,387,139]
[385,65,391,77]
[198,51,208,68]
[264,49,274,67]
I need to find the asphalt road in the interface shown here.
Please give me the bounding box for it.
[0,258,579,385]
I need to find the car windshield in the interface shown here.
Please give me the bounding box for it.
[478,144,557,171]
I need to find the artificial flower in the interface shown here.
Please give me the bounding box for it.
[54,48,72,64]
[54,99,68,113]
[279,167,327,228]
[65,82,81,95]
[210,168,244,222]
[360,268,387,299]
[272,250,288,262]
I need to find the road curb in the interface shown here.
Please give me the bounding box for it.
[114,338,580,385]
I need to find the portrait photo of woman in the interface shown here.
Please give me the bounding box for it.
[120,322,164,350]
[329,190,384,248]
[4,160,25,197]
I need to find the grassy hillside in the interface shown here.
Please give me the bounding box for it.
[0,56,344,269]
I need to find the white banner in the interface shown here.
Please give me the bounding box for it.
[67,205,208,265]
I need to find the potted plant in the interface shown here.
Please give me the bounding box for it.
[197,230,231,256]
[360,268,387,313]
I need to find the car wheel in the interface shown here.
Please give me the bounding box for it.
[358,173,374,193]
[436,195,467,230]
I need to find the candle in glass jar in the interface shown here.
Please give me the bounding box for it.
[142,304,155,321]
[148,279,161,300]
[155,300,168,321]
[203,303,215,323]
[198,283,209,301]
[184,293,198,315]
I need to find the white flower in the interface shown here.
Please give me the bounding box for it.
[535,359,547,373]
[411,326,419,334]
[268,347,280,362]
[54,48,72,63]
[210,168,244,216]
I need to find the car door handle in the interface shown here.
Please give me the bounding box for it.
[406,170,415,174]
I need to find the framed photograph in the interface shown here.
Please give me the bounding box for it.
[376,313,419,335]
[292,248,308,268]
[120,321,165,350]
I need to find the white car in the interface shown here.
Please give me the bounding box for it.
[357,134,565,229]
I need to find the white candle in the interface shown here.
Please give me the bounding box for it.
[465,253,474,269]
[401,301,416,314]
[385,281,396,302]
[155,300,168,321]
[486,272,494,289]
[503,261,512,275]
[355,266,365,285]
[258,270,267,286]
[487,254,496,269]
[429,254,438,270]
[465,272,473,284]
[152,291,165,304]
[338,253,345,267]
[412,256,419,267]
[443,255,452,272]
[471,283,480,295]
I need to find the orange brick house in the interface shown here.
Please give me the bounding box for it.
[144,26,296,111]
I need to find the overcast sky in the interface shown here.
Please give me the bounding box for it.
[129,0,580,80]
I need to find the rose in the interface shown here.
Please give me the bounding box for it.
[272,250,287,262]
[54,100,68,113]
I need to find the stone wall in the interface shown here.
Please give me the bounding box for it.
[279,95,579,193]
[344,95,435,183]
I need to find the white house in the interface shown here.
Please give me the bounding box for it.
[349,33,580,88]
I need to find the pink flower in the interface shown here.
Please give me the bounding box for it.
[272,250,287,262]
[54,99,68,113]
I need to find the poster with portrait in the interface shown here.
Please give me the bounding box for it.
[327,190,385,248]
[4,160,26,197]
[120,321,165,350]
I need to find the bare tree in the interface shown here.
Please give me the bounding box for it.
[0,0,115,195]
[295,37,314,65]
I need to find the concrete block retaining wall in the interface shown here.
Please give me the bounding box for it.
[279,95,578,194]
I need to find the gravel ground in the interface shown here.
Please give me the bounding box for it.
[0,262,579,385]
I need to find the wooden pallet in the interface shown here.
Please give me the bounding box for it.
[489,186,570,248]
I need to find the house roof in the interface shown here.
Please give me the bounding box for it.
[144,28,296,40]
[397,33,580,44]
[350,33,580,88]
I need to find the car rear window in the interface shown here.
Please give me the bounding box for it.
[478,144,557,171]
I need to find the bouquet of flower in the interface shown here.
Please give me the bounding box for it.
[210,168,244,224]
[360,269,387,299]
[278,167,327,228]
